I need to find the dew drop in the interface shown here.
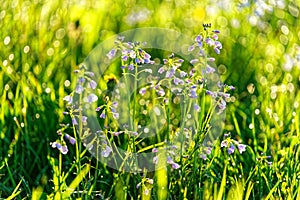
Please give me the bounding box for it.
[24,45,30,53]
[4,36,10,45]
[64,80,70,87]
[249,123,254,129]
[45,88,51,93]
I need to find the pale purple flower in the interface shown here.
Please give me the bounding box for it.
[153,156,158,164]
[144,52,151,59]
[112,101,118,107]
[113,131,121,136]
[205,65,215,74]
[65,133,76,145]
[60,145,68,154]
[89,80,97,89]
[212,34,218,40]
[221,92,230,98]
[167,156,173,164]
[72,118,78,125]
[267,161,272,166]
[227,144,235,154]
[147,178,154,184]
[131,132,138,137]
[122,55,128,61]
[135,58,141,64]
[173,77,182,85]
[195,35,202,42]
[96,106,101,112]
[107,49,116,59]
[180,71,187,77]
[152,148,158,153]
[158,67,165,74]
[129,50,136,58]
[126,42,133,48]
[139,87,146,96]
[228,85,235,90]
[78,77,85,84]
[238,144,246,154]
[190,59,199,64]
[205,147,212,154]
[215,41,222,49]
[136,183,141,189]
[85,72,94,77]
[113,112,119,119]
[157,89,165,96]
[205,38,214,46]
[214,47,221,54]
[82,116,88,123]
[206,90,217,98]
[200,154,207,160]
[75,85,84,94]
[190,88,198,98]
[208,57,215,62]
[51,142,68,154]
[221,140,228,147]
[224,132,231,138]
[101,145,112,157]
[51,141,59,148]
[188,45,195,51]
[194,104,200,112]
[166,68,175,78]
[85,93,98,103]
[63,95,73,104]
[171,162,180,169]
[128,64,134,70]
[218,99,226,111]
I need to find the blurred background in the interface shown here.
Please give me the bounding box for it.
[0,0,299,198]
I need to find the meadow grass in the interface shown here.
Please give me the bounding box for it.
[0,0,300,199]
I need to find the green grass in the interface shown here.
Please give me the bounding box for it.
[0,0,300,199]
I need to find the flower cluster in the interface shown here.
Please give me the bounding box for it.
[96,99,119,121]
[107,36,154,70]
[206,82,235,113]
[50,123,76,154]
[200,146,212,160]
[52,64,99,154]
[136,176,154,196]
[256,152,272,166]
[63,65,98,108]
[220,132,247,155]
[152,145,180,170]
[188,29,222,56]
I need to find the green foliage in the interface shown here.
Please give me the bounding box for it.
[0,0,299,199]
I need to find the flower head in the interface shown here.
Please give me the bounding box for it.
[101,145,112,157]
[238,144,247,154]
[107,49,116,59]
[227,144,235,154]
